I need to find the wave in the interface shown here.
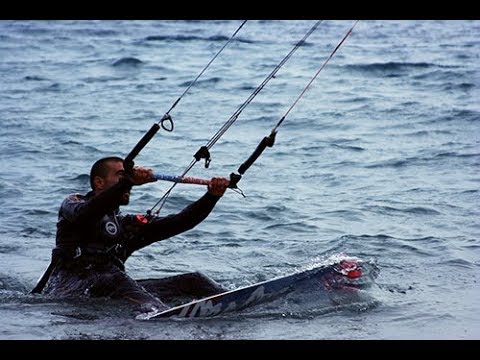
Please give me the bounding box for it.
[24,75,48,81]
[20,227,54,237]
[331,144,365,152]
[346,61,434,72]
[71,174,90,183]
[36,83,62,92]
[0,275,30,292]
[14,24,51,35]
[366,205,441,216]
[145,35,208,42]
[403,129,453,137]
[343,61,463,79]
[438,258,476,269]
[23,209,52,216]
[365,151,480,169]
[433,151,479,159]
[74,29,119,37]
[0,244,23,255]
[179,77,222,87]
[411,68,471,81]
[460,189,478,195]
[242,210,277,222]
[339,233,445,244]
[111,57,144,67]
[442,82,475,91]
[144,34,254,44]
[81,76,125,83]
[207,35,254,44]
[236,83,257,91]
[436,109,480,123]
[337,234,446,259]
[263,221,319,233]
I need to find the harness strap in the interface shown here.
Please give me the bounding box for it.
[30,248,65,294]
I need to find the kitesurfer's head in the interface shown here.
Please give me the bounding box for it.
[90,156,131,204]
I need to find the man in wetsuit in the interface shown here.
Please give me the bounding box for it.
[35,156,229,314]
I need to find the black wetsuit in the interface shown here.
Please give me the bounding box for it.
[41,178,226,313]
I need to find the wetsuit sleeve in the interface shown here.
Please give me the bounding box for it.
[60,178,133,225]
[125,192,221,253]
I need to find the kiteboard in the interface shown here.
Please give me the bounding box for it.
[136,257,365,320]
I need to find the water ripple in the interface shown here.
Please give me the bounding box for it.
[111,57,144,67]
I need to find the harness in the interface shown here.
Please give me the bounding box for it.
[31,205,132,294]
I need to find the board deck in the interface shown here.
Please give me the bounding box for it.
[137,258,363,320]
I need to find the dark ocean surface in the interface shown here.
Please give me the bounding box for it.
[0,20,478,339]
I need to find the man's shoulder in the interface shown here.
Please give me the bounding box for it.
[57,193,91,221]
[62,192,88,205]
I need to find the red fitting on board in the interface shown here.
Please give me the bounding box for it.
[136,214,148,224]
[337,260,362,278]
[346,269,362,278]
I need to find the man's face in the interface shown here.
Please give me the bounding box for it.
[95,160,130,205]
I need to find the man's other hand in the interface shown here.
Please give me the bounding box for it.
[208,177,229,197]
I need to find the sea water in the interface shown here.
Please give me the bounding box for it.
[0,20,478,340]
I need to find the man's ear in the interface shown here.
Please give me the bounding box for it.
[93,176,104,191]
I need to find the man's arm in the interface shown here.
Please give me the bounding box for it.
[125,177,229,253]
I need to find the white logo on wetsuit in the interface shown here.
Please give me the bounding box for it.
[105,221,118,235]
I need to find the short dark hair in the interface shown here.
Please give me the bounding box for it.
[90,156,124,189]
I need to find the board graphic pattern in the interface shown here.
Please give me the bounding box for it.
[137,258,364,320]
